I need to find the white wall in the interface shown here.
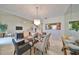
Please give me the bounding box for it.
[64,5,79,39]
[42,5,79,40]
[42,16,65,40]
[0,10,33,34]
[43,16,65,31]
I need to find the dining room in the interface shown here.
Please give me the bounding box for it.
[0,4,79,55]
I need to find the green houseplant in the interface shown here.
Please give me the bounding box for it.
[0,23,8,32]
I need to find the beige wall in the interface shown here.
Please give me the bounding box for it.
[64,4,79,39]
[0,10,33,33]
[43,5,79,39]
[42,16,65,40]
[43,16,65,31]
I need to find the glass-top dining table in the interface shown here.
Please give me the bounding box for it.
[24,35,39,55]
[23,33,47,55]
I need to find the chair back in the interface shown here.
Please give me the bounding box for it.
[12,39,31,55]
[41,36,48,51]
[34,33,51,53]
[12,39,16,46]
[61,36,67,55]
[46,33,51,48]
[42,34,50,51]
[47,33,51,39]
[12,39,19,51]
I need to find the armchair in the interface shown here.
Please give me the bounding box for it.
[12,39,32,55]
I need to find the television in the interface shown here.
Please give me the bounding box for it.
[16,26,23,30]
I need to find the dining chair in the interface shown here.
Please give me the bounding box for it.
[61,37,68,55]
[61,35,70,55]
[34,33,51,54]
[61,35,79,55]
[46,33,51,49]
[68,44,79,55]
[12,39,32,55]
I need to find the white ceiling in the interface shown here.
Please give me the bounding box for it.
[0,4,70,21]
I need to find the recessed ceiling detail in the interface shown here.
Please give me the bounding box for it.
[0,4,70,21]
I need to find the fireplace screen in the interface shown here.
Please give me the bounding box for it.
[16,33,24,39]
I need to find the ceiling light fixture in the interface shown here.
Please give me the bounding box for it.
[34,7,40,26]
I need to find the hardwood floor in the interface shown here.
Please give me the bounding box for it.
[0,35,70,55]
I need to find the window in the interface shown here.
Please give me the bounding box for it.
[45,23,61,30]
[69,21,79,31]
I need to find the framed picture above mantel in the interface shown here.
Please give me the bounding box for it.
[45,22,61,30]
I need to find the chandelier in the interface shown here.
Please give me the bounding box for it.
[34,7,40,26]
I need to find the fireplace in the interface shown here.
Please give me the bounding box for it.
[16,33,24,40]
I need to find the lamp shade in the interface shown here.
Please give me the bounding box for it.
[34,19,40,25]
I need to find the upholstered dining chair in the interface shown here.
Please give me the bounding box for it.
[61,35,79,55]
[61,37,68,55]
[12,39,32,55]
[61,35,72,55]
[34,33,51,54]
[46,33,51,49]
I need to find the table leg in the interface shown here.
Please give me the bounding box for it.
[30,47,36,55]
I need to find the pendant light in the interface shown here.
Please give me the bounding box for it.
[34,7,40,26]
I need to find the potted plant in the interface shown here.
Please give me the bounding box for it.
[0,23,8,32]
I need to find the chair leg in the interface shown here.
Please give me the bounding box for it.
[34,47,36,54]
[47,41,50,50]
[30,48,32,55]
[63,47,67,55]
[42,52,43,55]
[14,50,16,55]
[47,44,49,49]
[45,47,47,53]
